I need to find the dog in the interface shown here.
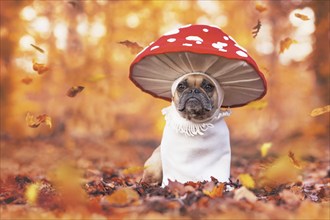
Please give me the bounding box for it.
[142,72,231,186]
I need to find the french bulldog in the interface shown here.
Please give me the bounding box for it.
[142,73,231,185]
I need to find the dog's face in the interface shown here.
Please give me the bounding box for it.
[173,74,219,122]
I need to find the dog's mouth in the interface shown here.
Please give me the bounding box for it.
[178,94,212,113]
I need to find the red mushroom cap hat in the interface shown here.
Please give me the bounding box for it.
[129,24,267,108]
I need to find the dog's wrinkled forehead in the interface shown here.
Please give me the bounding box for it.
[182,75,215,88]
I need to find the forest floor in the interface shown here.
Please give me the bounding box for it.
[0,134,329,220]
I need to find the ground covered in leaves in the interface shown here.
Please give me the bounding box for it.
[0,135,329,220]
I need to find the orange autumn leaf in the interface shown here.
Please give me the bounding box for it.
[288,151,302,169]
[255,2,267,13]
[32,62,49,74]
[26,112,52,128]
[310,105,330,117]
[203,183,225,198]
[21,77,33,84]
[118,40,144,54]
[294,13,310,21]
[67,86,84,97]
[280,37,298,54]
[106,188,139,206]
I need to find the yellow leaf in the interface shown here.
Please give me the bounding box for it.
[203,183,225,198]
[106,188,139,206]
[122,166,145,175]
[260,142,272,157]
[310,105,330,117]
[280,37,298,54]
[259,155,301,187]
[247,100,268,110]
[295,13,310,21]
[25,183,40,205]
[255,2,267,13]
[238,174,255,189]
[25,112,52,128]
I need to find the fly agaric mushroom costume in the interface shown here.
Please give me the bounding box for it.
[129,24,267,184]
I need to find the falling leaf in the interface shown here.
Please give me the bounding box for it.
[32,61,49,74]
[259,155,301,187]
[30,44,45,53]
[288,151,302,169]
[260,142,272,157]
[280,37,298,54]
[26,112,52,128]
[21,77,33,84]
[122,166,146,175]
[106,187,139,206]
[66,86,84,97]
[238,174,255,189]
[87,73,106,83]
[255,2,267,13]
[310,105,330,117]
[203,183,225,198]
[118,40,144,54]
[252,20,262,38]
[234,186,257,203]
[295,13,310,21]
[247,100,268,110]
[25,183,40,204]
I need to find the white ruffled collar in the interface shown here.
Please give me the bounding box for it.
[162,102,231,137]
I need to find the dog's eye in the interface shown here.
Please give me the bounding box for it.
[204,84,214,92]
[177,83,186,91]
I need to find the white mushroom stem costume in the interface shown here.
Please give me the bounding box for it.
[129,24,267,184]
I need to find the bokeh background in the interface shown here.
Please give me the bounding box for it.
[0,0,329,161]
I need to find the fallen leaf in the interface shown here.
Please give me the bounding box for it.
[310,105,330,117]
[66,86,84,97]
[30,44,45,53]
[106,187,139,206]
[260,142,272,157]
[25,183,40,205]
[203,183,225,198]
[247,100,268,110]
[26,112,52,128]
[234,186,257,203]
[295,13,310,21]
[238,174,255,189]
[252,20,262,38]
[280,37,298,54]
[21,77,33,84]
[32,61,49,74]
[255,2,267,13]
[167,180,187,197]
[288,151,302,169]
[118,40,144,54]
[122,166,145,175]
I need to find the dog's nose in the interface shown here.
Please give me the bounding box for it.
[192,89,200,94]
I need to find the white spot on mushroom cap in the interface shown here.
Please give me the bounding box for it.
[186,36,203,42]
[167,38,176,42]
[212,42,228,52]
[223,36,229,40]
[196,41,202,44]
[163,28,180,36]
[203,28,209,32]
[182,43,193,47]
[236,50,248,57]
[150,45,160,51]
